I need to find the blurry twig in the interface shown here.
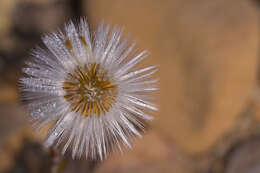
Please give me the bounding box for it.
[49,148,67,173]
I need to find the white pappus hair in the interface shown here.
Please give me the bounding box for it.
[19,18,158,160]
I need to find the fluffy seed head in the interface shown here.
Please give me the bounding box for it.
[19,18,158,160]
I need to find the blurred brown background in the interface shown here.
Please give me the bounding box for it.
[1,0,260,172]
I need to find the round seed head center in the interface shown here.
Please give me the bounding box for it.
[63,63,117,117]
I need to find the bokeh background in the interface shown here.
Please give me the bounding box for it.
[1,0,260,172]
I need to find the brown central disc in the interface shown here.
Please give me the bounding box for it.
[63,63,117,117]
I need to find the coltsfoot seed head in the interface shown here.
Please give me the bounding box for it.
[19,18,158,160]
